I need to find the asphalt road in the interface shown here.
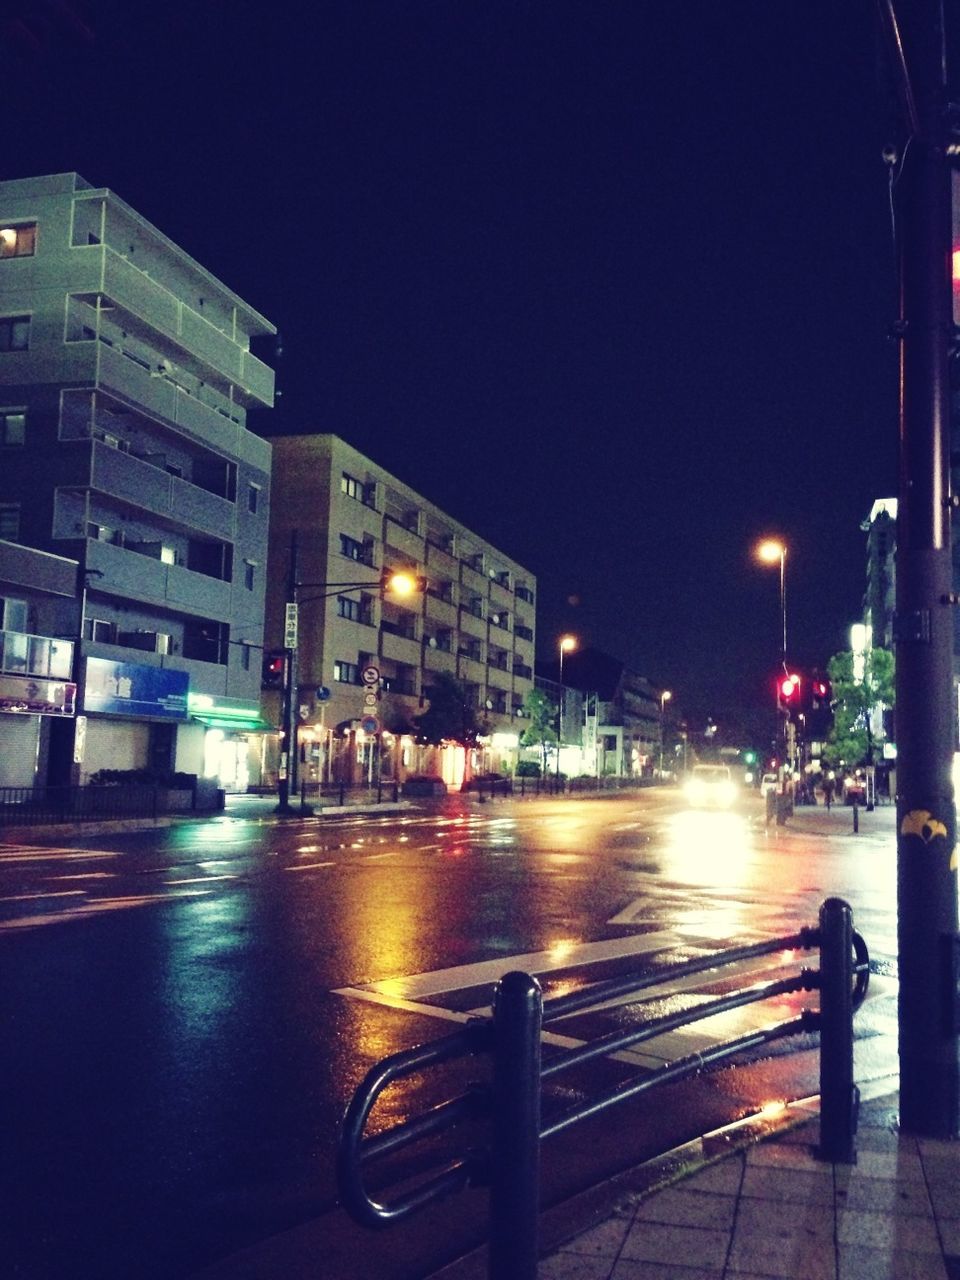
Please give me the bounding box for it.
[0,789,898,1278]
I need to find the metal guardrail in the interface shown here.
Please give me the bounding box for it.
[296,780,401,807]
[0,784,162,825]
[337,898,869,1280]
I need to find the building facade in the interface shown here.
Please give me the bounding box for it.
[263,434,537,789]
[0,539,78,786]
[0,173,275,789]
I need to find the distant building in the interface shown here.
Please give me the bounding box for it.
[0,173,275,790]
[540,647,661,778]
[0,539,78,786]
[861,498,897,651]
[263,434,537,789]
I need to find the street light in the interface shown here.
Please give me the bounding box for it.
[756,538,787,672]
[658,689,672,778]
[275,530,426,815]
[556,634,577,786]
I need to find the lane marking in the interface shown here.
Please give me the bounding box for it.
[285,861,335,872]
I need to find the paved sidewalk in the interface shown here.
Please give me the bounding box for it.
[539,1090,960,1280]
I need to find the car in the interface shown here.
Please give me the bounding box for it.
[462,772,513,795]
[842,775,867,805]
[760,773,778,797]
[683,764,738,808]
[400,776,448,797]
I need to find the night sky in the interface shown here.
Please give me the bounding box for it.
[1,1,935,733]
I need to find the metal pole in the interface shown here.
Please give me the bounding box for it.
[275,531,298,814]
[489,971,542,1280]
[882,0,960,1136]
[817,898,857,1163]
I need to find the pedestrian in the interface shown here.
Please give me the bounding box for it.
[823,773,835,810]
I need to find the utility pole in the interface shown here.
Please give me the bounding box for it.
[880,0,960,1136]
[275,530,299,815]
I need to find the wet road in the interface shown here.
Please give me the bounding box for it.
[0,790,898,1278]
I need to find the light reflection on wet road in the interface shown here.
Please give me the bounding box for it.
[0,790,898,1278]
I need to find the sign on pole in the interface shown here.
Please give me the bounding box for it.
[284,602,299,649]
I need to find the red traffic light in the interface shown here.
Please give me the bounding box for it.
[779,673,800,702]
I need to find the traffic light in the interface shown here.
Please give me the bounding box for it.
[778,673,800,706]
[811,677,831,709]
[262,649,286,689]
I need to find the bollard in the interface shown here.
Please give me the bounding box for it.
[489,971,542,1280]
[853,803,859,834]
[817,897,858,1162]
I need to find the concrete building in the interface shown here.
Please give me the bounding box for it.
[861,498,897,652]
[263,434,537,789]
[0,539,78,786]
[543,647,662,778]
[0,173,275,790]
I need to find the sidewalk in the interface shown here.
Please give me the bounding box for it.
[538,1087,960,1280]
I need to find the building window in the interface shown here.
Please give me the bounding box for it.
[0,316,30,352]
[247,483,260,513]
[515,623,534,642]
[0,409,25,446]
[339,533,373,565]
[0,504,20,540]
[241,643,252,671]
[515,584,535,604]
[334,659,359,684]
[244,561,255,590]
[337,594,372,624]
[0,224,37,259]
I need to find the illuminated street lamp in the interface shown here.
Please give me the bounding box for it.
[556,634,577,785]
[658,689,672,778]
[756,538,787,671]
[275,530,426,815]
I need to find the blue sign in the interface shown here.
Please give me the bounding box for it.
[316,686,331,702]
[82,657,189,720]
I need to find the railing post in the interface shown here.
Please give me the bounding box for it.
[489,971,542,1280]
[818,897,858,1162]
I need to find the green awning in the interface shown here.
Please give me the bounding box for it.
[191,712,275,733]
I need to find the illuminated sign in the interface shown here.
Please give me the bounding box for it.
[0,673,76,717]
[82,657,188,720]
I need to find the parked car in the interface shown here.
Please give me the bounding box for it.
[400,776,448,797]
[462,772,513,795]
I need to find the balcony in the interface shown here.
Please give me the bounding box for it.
[83,538,231,618]
[0,630,74,679]
[84,440,235,539]
[381,629,420,667]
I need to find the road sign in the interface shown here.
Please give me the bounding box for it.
[284,602,299,648]
[363,690,379,708]
[315,686,331,702]
[361,665,380,686]
[360,715,380,734]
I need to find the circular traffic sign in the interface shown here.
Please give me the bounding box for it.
[361,665,380,686]
[360,715,380,734]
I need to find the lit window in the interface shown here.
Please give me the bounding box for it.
[0,409,25,446]
[0,316,30,352]
[341,472,361,500]
[0,224,36,259]
[334,659,359,684]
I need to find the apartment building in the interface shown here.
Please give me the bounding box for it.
[0,540,78,786]
[0,173,275,790]
[264,434,537,788]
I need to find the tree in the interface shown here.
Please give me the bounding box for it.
[415,672,481,746]
[519,687,557,773]
[823,647,895,769]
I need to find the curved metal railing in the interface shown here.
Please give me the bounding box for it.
[337,897,869,1279]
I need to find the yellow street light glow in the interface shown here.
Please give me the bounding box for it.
[386,571,417,596]
[756,538,786,564]
[559,634,577,654]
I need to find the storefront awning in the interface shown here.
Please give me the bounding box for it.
[191,712,275,733]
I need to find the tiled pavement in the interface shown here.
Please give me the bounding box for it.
[539,1094,960,1280]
